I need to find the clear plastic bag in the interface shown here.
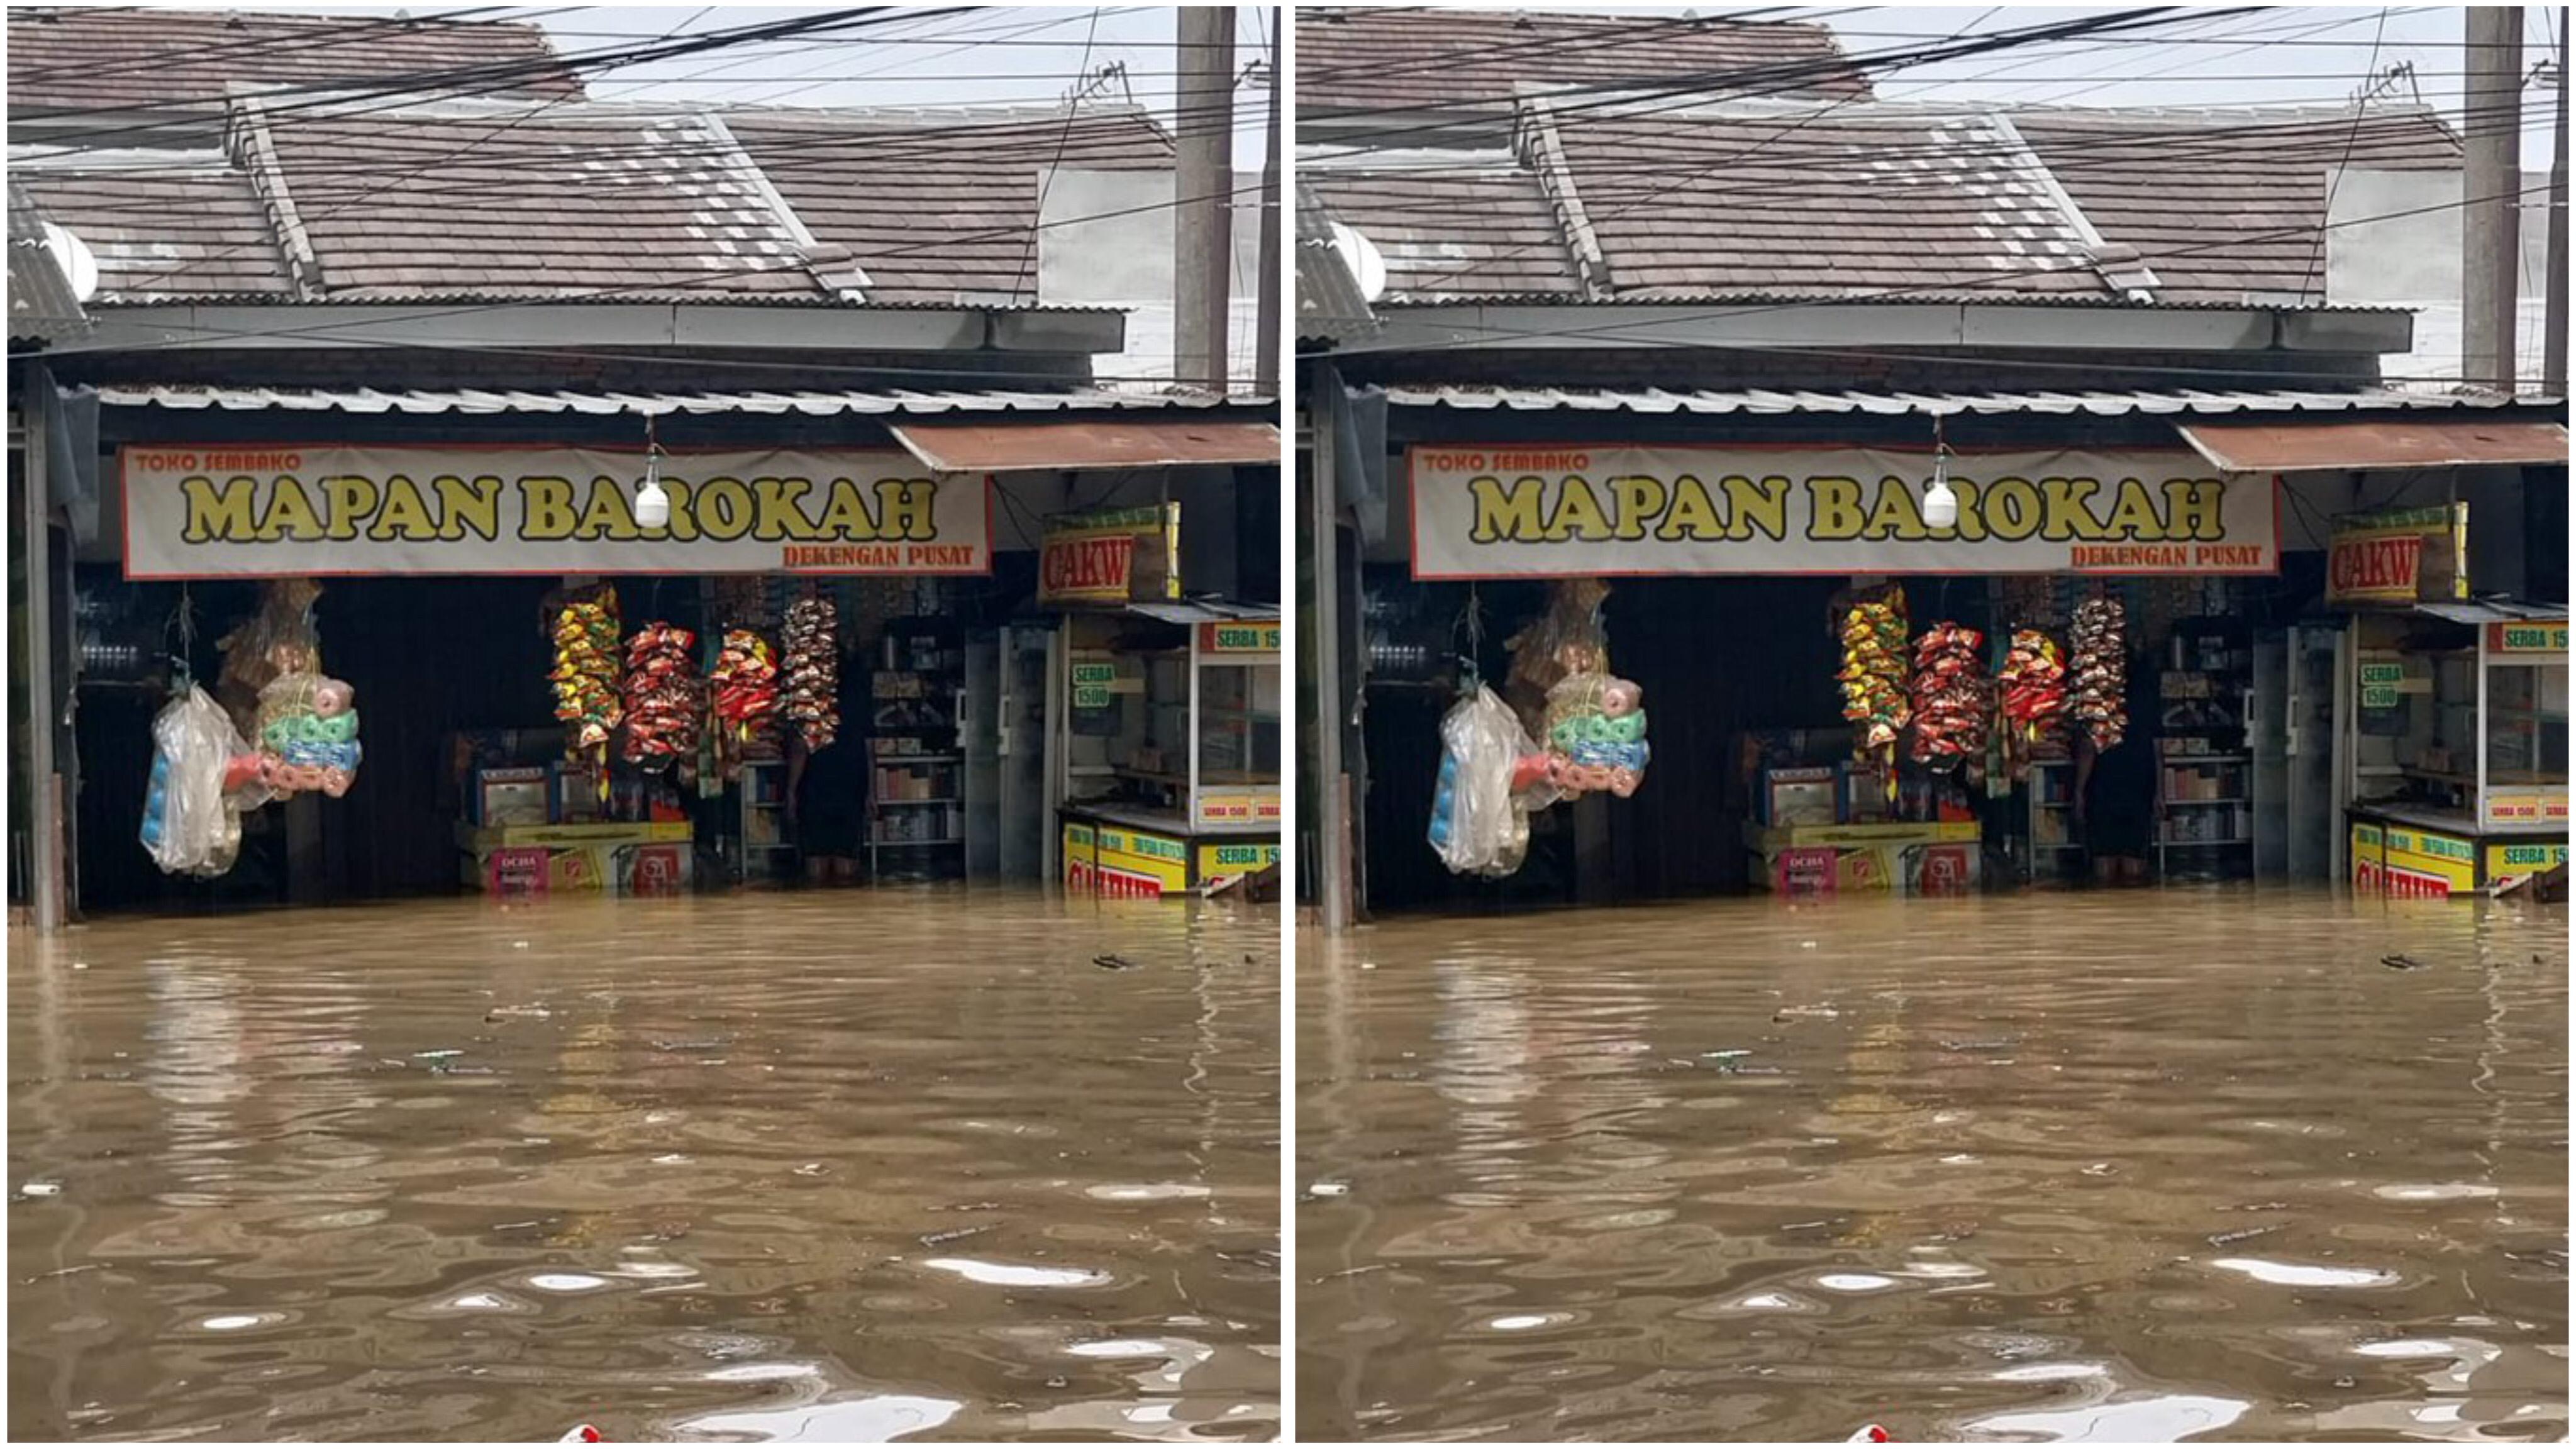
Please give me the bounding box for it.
[1428,684,1541,877]
[140,684,260,877]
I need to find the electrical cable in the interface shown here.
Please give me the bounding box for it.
[1016,7,1106,304]
[2306,8,2395,303]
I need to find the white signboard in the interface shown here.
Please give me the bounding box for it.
[1407,445,2278,579]
[121,445,992,579]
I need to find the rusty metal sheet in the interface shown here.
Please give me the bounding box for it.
[889,418,1280,474]
[2177,416,2568,474]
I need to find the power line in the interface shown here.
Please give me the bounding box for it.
[2306,8,2396,302]
[1016,7,1106,306]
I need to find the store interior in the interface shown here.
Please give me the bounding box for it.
[1362,531,2565,911]
[70,459,1281,917]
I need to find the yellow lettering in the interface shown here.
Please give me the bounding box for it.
[814,479,877,538]
[319,475,379,540]
[367,474,441,541]
[181,474,260,543]
[755,477,821,541]
[2102,477,2164,538]
[1864,475,1927,540]
[2041,477,2111,540]
[1724,475,1790,541]
[1657,476,1726,541]
[659,479,699,541]
[874,477,936,541]
[1545,477,1612,541]
[521,477,579,540]
[1468,474,1546,543]
[1607,475,1666,540]
[2165,479,2225,541]
[575,476,637,541]
[435,475,502,541]
[696,478,753,541]
[1947,479,1988,540]
[1809,477,1866,540]
[1984,477,2041,541]
[258,477,323,541]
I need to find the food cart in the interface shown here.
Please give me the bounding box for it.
[2346,603,2568,897]
[1057,601,1282,898]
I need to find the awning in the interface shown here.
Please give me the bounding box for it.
[889,418,1279,474]
[2178,416,2569,474]
[1125,599,1279,626]
[2412,599,2567,627]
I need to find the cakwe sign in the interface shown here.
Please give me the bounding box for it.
[121,445,992,579]
[2324,504,2468,607]
[1037,503,1180,606]
[1407,446,2278,579]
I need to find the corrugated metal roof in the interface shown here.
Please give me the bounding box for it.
[8,180,89,340]
[1127,599,1280,626]
[2179,416,2568,472]
[1296,180,1379,341]
[1380,384,2563,417]
[2415,599,2567,626]
[92,384,1262,416]
[890,417,1280,473]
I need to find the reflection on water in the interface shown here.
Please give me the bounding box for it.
[1297,888,2567,1443]
[10,888,1278,1443]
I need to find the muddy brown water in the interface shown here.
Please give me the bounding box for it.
[10,889,1279,1443]
[1298,888,2567,1443]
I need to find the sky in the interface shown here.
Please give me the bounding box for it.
[537,5,2558,172]
[143,6,2554,172]
[536,5,1277,170]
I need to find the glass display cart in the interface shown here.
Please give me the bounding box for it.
[1056,601,1281,898]
[2346,604,2567,897]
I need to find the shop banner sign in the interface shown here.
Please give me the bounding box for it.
[2489,620,2570,654]
[2326,504,2468,606]
[1038,503,1180,606]
[1200,620,1280,653]
[1407,445,2277,579]
[121,445,992,579]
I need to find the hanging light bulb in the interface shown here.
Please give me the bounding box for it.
[1923,452,1958,530]
[635,427,671,530]
[1923,418,1958,530]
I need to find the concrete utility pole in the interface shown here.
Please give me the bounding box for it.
[1254,9,1281,396]
[1175,7,1235,391]
[2546,10,2568,396]
[2463,7,2524,391]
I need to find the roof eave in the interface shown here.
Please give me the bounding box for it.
[60,300,1130,356]
[1353,299,2414,356]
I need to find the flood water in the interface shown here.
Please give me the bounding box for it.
[1298,888,2568,1443]
[10,888,1279,1443]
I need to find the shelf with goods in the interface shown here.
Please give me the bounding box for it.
[735,756,797,865]
[2151,616,2257,880]
[2024,755,2085,877]
[866,616,967,880]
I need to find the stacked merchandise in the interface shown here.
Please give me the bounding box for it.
[621,623,701,769]
[549,587,623,794]
[1996,628,2070,780]
[708,630,780,779]
[781,597,841,752]
[1836,586,1910,799]
[255,672,364,799]
[2070,597,2129,751]
[1907,623,1988,771]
